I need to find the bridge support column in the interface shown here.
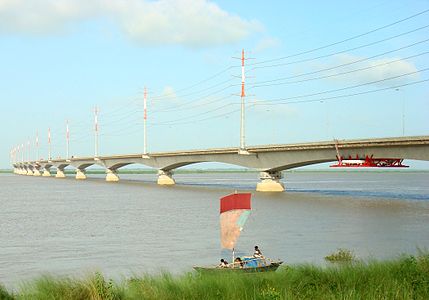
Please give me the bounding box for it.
[256,171,285,192]
[42,168,51,177]
[33,168,41,176]
[75,169,87,180]
[55,169,66,178]
[106,169,119,182]
[157,170,175,185]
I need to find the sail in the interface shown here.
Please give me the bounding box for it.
[220,193,251,250]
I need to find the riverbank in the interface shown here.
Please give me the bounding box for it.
[1,253,428,299]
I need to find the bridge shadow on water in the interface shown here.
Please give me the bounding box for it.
[57,173,429,202]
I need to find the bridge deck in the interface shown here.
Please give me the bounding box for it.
[33,135,429,164]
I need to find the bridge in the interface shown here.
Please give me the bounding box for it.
[12,135,429,192]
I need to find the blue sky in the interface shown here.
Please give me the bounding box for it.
[1,0,428,169]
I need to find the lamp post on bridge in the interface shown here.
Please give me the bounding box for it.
[142,87,149,158]
[35,131,39,161]
[66,120,70,160]
[395,88,405,136]
[27,140,30,162]
[48,127,52,160]
[94,106,99,158]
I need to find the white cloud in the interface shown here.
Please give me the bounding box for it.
[253,37,280,53]
[321,54,420,87]
[159,86,178,100]
[150,85,180,108]
[0,0,261,47]
[0,0,95,35]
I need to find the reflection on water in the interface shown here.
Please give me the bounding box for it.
[0,171,428,287]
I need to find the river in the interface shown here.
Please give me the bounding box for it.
[1,171,428,287]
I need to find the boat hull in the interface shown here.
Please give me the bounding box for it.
[194,261,283,273]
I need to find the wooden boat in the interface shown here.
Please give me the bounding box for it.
[194,193,283,273]
[194,257,283,273]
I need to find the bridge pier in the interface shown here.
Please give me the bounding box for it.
[106,169,119,182]
[42,168,51,177]
[75,169,87,180]
[157,170,175,185]
[256,171,285,192]
[55,169,66,178]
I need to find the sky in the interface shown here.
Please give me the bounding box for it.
[1,0,428,169]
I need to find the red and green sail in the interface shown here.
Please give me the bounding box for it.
[220,193,251,250]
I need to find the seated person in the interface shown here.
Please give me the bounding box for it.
[234,257,244,268]
[253,246,264,258]
[218,258,229,268]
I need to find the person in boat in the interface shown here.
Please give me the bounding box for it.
[253,246,264,258]
[234,257,244,268]
[219,258,229,268]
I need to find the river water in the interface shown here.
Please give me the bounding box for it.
[1,171,428,287]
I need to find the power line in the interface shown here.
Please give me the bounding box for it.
[151,78,235,101]
[250,40,429,86]
[250,78,429,107]
[151,102,239,125]
[147,77,428,127]
[252,25,429,70]
[249,8,429,67]
[151,85,237,113]
[152,94,231,113]
[100,122,142,137]
[100,109,143,127]
[150,65,238,99]
[252,67,428,103]
[150,70,428,127]
[250,51,429,88]
[150,107,241,126]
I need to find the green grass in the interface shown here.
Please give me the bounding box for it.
[1,252,428,299]
[325,248,356,263]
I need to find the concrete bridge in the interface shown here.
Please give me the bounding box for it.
[12,136,429,192]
